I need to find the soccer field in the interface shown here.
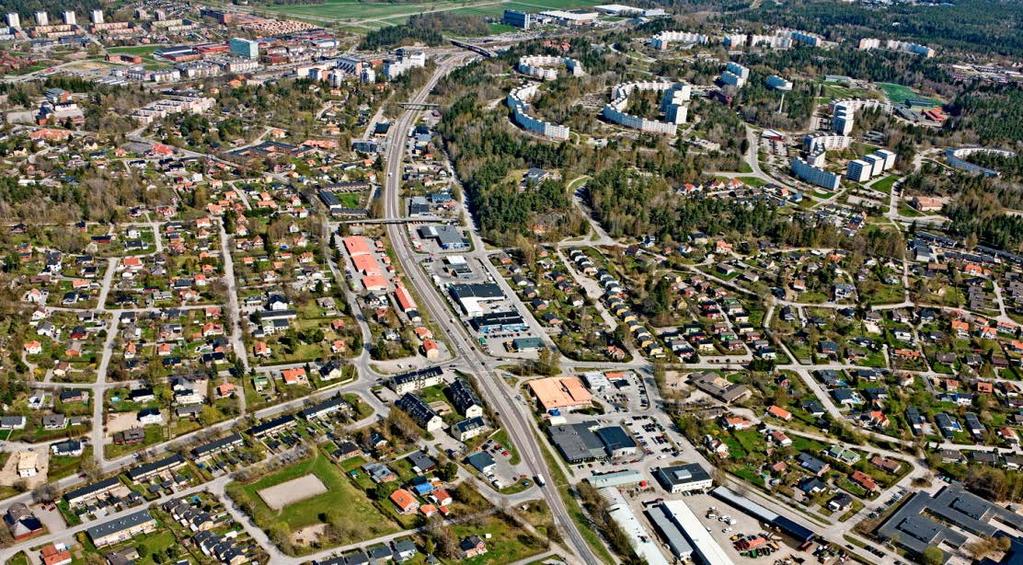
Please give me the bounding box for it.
[878,82,940,106]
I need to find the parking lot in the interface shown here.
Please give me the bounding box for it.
[663,493,796,563]
[474,438,526,491]
[625,415,679,461]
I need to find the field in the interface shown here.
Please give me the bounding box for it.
[258,474,328,510]
[878,82,940,106]
[261,0,603,28]
[226,452,399,551]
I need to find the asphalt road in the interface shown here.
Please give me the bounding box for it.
[380,55,598,565]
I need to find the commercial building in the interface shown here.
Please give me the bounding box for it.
[649,500,734,564]
[229,37,259,60]
[448,283,503,316]
[601,488,670,565]
[62,11,76,26]
[587,469,645,488]
[91,10,104,24]
[527,376,593,412]
[711,486,815,545]
[87,510,157,548]
[383,48,425,80]
[791,157,841,190]
[470,311,528,334]
[502,9,531,29]
[548,423,606,463]
[35,11,48,26]
[418,225,469,250]
[6,13,20,28]
[594,426,638,458]
[690,372,752,403]
[653,463,713,494]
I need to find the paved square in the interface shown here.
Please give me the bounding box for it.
[257,474,328,510]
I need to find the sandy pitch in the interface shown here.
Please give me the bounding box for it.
[258,474,328,510]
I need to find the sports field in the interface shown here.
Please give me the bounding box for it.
[261,0,603,27]
[227,452,399,536]
[878,82,940,106]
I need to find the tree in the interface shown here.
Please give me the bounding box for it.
[922,545,944,565]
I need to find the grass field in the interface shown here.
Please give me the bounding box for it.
[261,0,602,25]
[227,452,398,550]
[878,82,939,106]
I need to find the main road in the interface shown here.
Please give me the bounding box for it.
[380,55,599,564]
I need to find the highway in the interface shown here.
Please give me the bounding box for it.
[380,55,598,564]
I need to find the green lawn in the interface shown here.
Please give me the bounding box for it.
[262,0,603,23]
[107,45,161,57]
[226,451,399,553]
[870,174,899,194]
[451,513,547,565]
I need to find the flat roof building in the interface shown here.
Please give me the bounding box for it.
[653,463,713,494]
[527,376,593,412]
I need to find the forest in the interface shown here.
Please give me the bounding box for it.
[359,13,487,49]
[436,90,583,243]
[740,0,1023,58]
[946,84,1023,148]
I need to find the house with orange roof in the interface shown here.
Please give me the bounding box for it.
[720,415,753,430]
[951,319,970,337]
[254,341,271,357]
[431,488,453,506]
[767,405,792,421]
[40,544,71,565]
[216,383,236,398]
[281,367,307,385]
[422,339,440,361]
[24,341,42,355]
[389,488,420,514]
[769,430,792,447]
[850,470,878,492]
[867,410,889,428]
[1000,427,1019,444]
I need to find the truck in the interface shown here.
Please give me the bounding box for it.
[535,475,546,487]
